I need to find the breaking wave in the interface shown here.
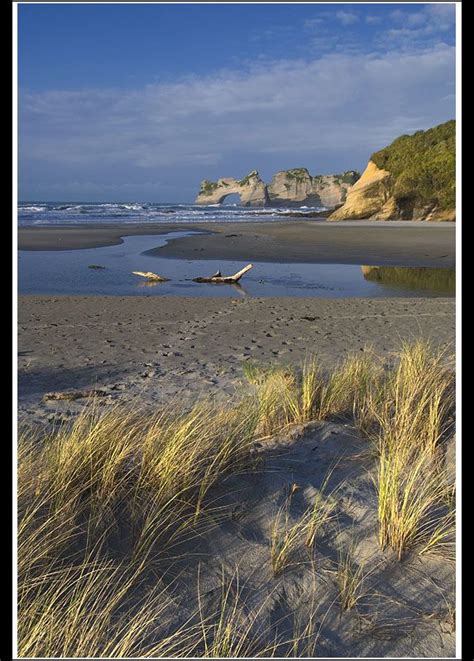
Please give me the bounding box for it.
[18,201,327,226]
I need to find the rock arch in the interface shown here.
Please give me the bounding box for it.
[195,169,360,208]
[195,171,269,206]
[219,192,243,205]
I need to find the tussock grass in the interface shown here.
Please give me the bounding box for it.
[317,350,383,421]
[290,357,322,423]
[270,498,306,576]
[247,366,300,436]
[197,568,282,658]
[243,359,321,435]
[368,340,455,456]
[271,473,339,575]
[198,569,250,657]
[17,339,455,656]
[245,350,384,434]
[376,443,455,560]
[290,593,321,657]
[18,399,259,657]
[246,341,455,562]
[304,474,339,550]
[334,539,367,612]
[369,341,455,559]
[18,560,203,658]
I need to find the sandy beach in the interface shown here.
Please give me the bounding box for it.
[17,224,456,659]
[18,294,455,423]
[18,220,455,267]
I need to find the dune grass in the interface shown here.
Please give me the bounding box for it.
[17,339,455,656]
[317,350,384,422]
[367,341,455,559]
[18,559,202,658]
[270,470,340,576]
[18,399,261,657]
[270,498,306,576]
[367,340,454,455]
[244,350,384,433]
[197,568,285,658]
[244,341,455,563]
[334,539,367,612]
[304,474,339,550]
[376,442,454,561]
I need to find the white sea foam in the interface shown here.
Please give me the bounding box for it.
[18,201,327,226]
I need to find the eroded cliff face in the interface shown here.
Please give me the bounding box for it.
[195,169,360,207]
[267,169,359,207]
[195,171,269,206]
[329,161,456,222]
[328,161,394,220]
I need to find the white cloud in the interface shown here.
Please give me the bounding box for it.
[20,44,455,199]
[335,10,359,26]
[304,17,325,29]
[365,15,382,25]
[386,4,455,41]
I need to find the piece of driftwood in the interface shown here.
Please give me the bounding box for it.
[43,389,108,402]
[193,263,253,284]
[132,271,170,282]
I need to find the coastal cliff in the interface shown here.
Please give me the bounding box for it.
[328,161,395,220]
[195,169,359,207]
[329,120,455,221]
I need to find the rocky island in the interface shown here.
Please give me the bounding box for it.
[195,168,360,207]
[329,120,455,221]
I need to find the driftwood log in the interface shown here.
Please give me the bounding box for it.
[132,271,170,282]
[193,264,253,284]
[43,389,108,402]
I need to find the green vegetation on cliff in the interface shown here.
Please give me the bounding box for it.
[236,170,259,187]
[200,180,219,194]
[286,168,311,182]
[333,171,361,185]
[371,120,455,210]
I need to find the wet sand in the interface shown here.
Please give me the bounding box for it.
[18,220,455,267]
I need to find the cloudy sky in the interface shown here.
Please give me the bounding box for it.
[18,3,456,202]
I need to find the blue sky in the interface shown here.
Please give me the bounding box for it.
[18,3,456,202]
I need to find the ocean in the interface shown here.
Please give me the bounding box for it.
[18,201,326,226]
[18,202,454,299]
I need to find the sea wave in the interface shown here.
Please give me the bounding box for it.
[17,201,327,226]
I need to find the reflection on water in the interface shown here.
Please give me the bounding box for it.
[361,266,455,295]
[136,280,164,288]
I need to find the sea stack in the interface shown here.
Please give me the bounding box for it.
[195,168,360,207]
[195,170,269,206]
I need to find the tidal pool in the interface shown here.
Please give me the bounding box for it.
[18,232,455,298]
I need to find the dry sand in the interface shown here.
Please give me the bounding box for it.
[18,295,455,426]
[18,220,455,267]
[165,422,455,658]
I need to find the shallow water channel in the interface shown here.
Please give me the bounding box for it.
[18,232,455,298]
